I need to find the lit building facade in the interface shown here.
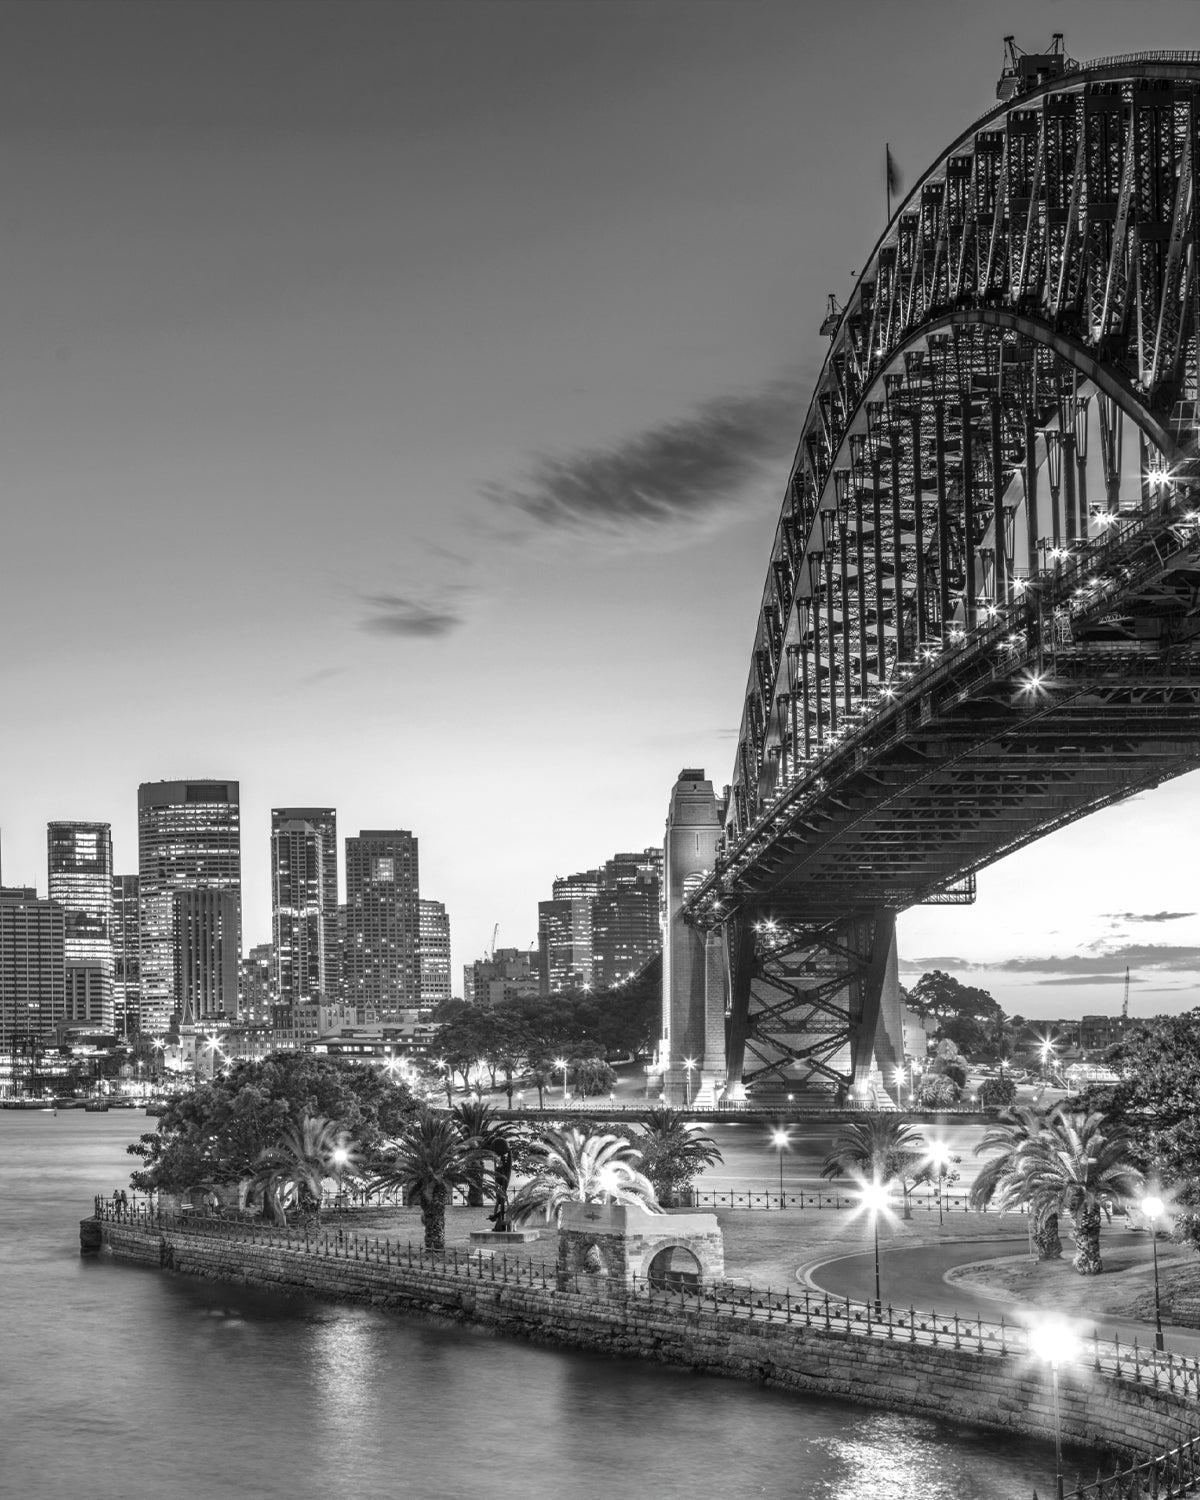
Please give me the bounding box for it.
[343,831,419,1017]
[174,888,240,1027]
[271,807,338,1009]
[537,851,662,996]
[0,887,66,1045]
[464,946,538,1007]
[48,822,114,1032]
[138,780,241,1031]
[418,899,451,1008]
[238,941,274,1024]
[111,874,140,1038]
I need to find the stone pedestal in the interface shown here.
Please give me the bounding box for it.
[556,1201,723,1295]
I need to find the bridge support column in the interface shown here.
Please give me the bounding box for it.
[661,770,727,1106]
[847,911,905,1102]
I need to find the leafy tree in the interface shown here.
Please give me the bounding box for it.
[977,1075,1017,1108]
[624,1108,723,1207]
[449,1100,529,1211]
[573,1056,618,1097]
[906,971,1005,1053]
[508,1126,661,1226]
[367,1111,486,1251]
[970,1105,1062,1259]
[819,1117,928,1217]
[127,1055,417,1193]
[915,1073,959,1108]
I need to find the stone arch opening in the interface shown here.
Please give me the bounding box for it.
[647,1243,703,1292]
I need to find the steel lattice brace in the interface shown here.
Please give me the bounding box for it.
[684,50,1200,1098]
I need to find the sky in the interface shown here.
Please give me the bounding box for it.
[2,0,1199,1023]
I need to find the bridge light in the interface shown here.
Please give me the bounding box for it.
[1021,671,1047,694]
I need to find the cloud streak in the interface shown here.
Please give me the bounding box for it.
[906,943,1200,981]
[358,592,465,640]
[482,371,810,539]
[1103,911,1195,924]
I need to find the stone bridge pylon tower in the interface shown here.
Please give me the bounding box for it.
[660,770,727,1107]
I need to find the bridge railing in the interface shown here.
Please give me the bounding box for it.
[1051,1433,1200,1500]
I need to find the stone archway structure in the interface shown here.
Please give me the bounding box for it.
[556,1202,724,1294]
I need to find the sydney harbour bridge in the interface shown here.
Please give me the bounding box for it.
[661,41,1200,1110]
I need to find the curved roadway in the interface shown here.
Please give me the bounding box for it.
[801,1232,1200,1358]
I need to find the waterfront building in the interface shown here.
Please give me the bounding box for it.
[47,822,115,1032]
[270,808,338,1009]
[538,850,662,996]
[0,886,66,1046]
[418,899,451,1008]
[343,831,419,1017]
[137,780,241,1031]
[111,874,140,1038]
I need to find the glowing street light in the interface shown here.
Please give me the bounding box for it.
[926,1142,952,1226]
[555,1056,569,1103]
[858,1179,892,1314]
[1142,1194,1166,1352]
[770,1128,790,1207]
[683,1057,696,1107]
[1029,1321,1077,1499]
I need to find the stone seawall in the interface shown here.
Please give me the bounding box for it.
[89,1217,1197,1459]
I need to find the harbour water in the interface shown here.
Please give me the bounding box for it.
[5,1113,1065,1499]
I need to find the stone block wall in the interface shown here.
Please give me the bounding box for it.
[90,1215,1197,1462]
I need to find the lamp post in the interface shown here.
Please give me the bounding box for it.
[771,1128,790,1208]
[859,1180,890,1314]
[555,1056,569,1104]
[1142,1194,1166,1352]
[1030,1323,1076,1500]
[927,1143,951,1226]
[683,1056,696,1108]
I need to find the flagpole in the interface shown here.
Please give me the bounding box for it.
[886,141,891,221]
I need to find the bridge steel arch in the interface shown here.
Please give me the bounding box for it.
[680,51,1200,1108]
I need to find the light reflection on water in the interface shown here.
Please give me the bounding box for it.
[5,1114,1072,1499]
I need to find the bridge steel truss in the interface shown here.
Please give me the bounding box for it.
[685,53,1200,1103]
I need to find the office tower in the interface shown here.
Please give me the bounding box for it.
[271,808,338,1008]
[174,888,240,1025]
[48,822,114,1032]
[344,831,419,1016]
[592,851,663,990]
[238,942,275,1023]
[465,946,538,1008]
[138,780,241,1030]
[537,869,600,995]
[0,887,66,1043]
[418,899,451,1007]
[111,875,140,1038]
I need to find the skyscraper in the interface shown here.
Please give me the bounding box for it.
[111,874,140,1038]
[175,888,240,1026]
[271,808,338,1008]
[138,781,241,1031]
[344,831,419,1017]
[418,899,451,1008]
[0,887,65,1044]
[47,822,114,1032]
[592,849,663,990]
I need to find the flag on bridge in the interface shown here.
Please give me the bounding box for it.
[886,144,902,219]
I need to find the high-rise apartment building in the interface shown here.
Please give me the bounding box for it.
[418,899,451,1008]
[0,887,66,1043]
[48,822,114,1032]
[271,808,338,1008]
[238,942,275,1023]
[465,946,538,1007]
[138,780,241,1030]
[111,874,140,1037]
[538,850,663,996]
[343,831,419,1017]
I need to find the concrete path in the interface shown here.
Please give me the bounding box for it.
[800,1232,1200,1358]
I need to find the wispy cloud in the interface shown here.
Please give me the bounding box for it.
[907,944,1200,980]
[1035,974,1145,987]
[358,592,465,640]
[482,371,810,540]
[1103,911,1195,924]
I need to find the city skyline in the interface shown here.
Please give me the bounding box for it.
[4,1,1200,1022]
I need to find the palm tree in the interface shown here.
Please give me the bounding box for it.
[508,1126,662,1227]
[969,1104,1062,1259]
[252,1116,358,1226]
[820,1117,927,1216]
[367,1111,485,1251]
[630,1108,723,1207]
[1004,1109,1143,1275]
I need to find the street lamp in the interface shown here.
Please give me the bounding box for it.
[926,1143,952,1225]
[1029,1322,1077,1500]
[771,1128,790,1207]
[859,1180,891,1314]
[1142,1194,1166,1352]
[555,1057,569,1103]
[683,1057,696,1107]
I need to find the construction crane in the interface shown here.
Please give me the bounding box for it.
[1122,966,1130,1021]
[490,923,500,962]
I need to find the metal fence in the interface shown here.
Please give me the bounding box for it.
[1052,1433,1200,1500]
[685,1185,991,1213]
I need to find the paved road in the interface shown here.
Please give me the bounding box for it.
[801,1231,1200,1358]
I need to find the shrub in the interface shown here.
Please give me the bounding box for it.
[978,1075,1017,1108]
